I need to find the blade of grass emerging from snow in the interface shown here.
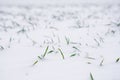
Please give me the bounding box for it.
[43,46,49,58]
[65,36,70,45]
[90,72,94,80]
[116,57,120,63]
[72,46,80,51]
[48,50,54,54]
[38,56,43,60]
[100,59,104,66]
[70,53,76,57]
[58,48,65,59]
[33,60,38,66]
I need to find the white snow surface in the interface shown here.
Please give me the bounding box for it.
[0,3,120,80]
[0,0,120,6]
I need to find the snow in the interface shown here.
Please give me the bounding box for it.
[0,0,120,6]
[0,2,120,80]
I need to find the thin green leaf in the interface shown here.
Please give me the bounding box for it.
[116,58,120,63]
[70,53,76,57]
[90,72,94,80]
[58,48,65,59]
[38,56,43,60]
[33,60,38,66]
[48,50,54,54]
[65,36,70,45]
[43,46,49,58]
[72,46,80,51]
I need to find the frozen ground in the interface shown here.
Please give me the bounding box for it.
[0,3,120,80]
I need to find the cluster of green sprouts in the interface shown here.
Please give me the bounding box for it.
[32,45,120,67]
[33,46,65,66]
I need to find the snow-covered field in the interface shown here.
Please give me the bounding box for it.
[0,3,120,80]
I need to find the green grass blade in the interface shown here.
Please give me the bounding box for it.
[90,72,94,80]
[43,46,49,58]
[72,46,80,51]
[48,50,54,54]
[38,56,43,60]
[65,36,70,45]
[58,48,65,59]
[33,60,38,66]
[70,53,76,57]
[116,58,120,63]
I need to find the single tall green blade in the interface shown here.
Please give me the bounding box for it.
[90,73,94,80]
[43,46,49,58]
[58,48,65,59]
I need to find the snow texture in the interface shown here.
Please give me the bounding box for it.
[0,1,120,80]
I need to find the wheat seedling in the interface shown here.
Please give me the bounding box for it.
[33,60,38,66]
[116,57,120,63]
[43,46,49,58]
[65,36,70,45]
[90,72,94,80]
[58,48,65,59]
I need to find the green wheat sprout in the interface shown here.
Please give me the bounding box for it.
[58,48,65,59]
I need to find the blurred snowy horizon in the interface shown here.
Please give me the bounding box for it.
[0,0,120,6]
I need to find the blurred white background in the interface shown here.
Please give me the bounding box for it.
[0,0,120,5]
